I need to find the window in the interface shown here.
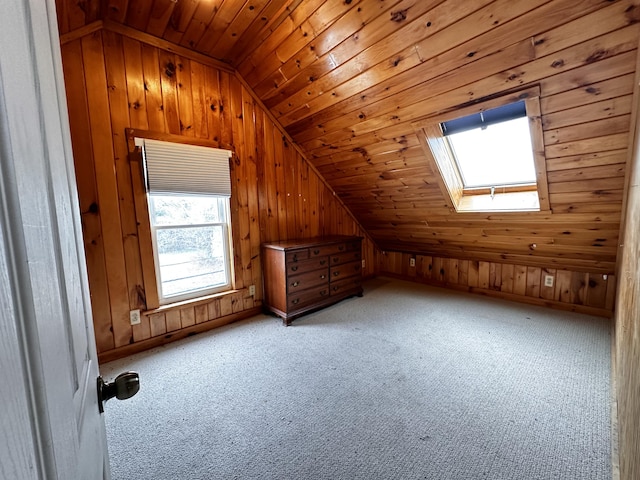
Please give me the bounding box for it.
[137,137,234,305]
[415,86,549,213]
[148,194,231,303]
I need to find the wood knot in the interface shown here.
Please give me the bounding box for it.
[625,5,640,24]
[551,59,565,68]
[391,9,408,22]
[352,147,367,157]
[165,62,176,78]
[586,50,608,63]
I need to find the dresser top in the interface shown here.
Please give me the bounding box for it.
[261,235,362,251]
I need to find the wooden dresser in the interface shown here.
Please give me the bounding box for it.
[261,236,363,325]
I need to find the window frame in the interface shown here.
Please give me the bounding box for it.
[413,86,550,213]
[126,129,237,310]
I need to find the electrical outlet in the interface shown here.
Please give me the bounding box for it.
[362,259,366,269]
[248,284,256,296]
[410,258,416,267]
[544,275,554,288]
[130,309,141,326]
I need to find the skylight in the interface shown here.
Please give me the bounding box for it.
[441,101,537,189]
[445,116,536,188]
[413,86,550,213]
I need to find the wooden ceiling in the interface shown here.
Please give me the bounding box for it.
[56,0,640,273]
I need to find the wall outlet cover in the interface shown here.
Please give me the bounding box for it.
[410,258,416,267]
[130,309,141,325]
[544,275,554,288]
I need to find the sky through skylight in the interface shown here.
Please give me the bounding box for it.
[446,116,536,189]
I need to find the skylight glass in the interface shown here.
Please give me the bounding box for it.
[445,116,536,189]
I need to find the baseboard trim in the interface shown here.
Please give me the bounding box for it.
[98,307,262,363]
[380,272,613,318]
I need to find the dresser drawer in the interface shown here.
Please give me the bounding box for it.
[329,277,362,296]
[287,256,329,275]
[330,260,362,282]
[330,250,361,266]
[286,249,309,263]
[287,285,330,310]
[309,242,349,258]
[287,268,329,293]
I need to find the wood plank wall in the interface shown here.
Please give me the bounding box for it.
[615,93,640,480]
[379,251,615,317]
[60,28,379,359]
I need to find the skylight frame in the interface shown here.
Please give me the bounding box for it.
[413,86,550,214]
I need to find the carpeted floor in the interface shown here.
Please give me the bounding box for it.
[101,277,612,479]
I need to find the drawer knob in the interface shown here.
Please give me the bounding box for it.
[313,249,320,255]
[292,281,299,287]
[333,271,340,277]
[292,255,298,261]
[333,257,339,263]
[332,286,339,292]
[320,275,326,279]
[320,290,327,296]
[291,266,298,272]
[292,299,299,305]
[338,245,344,251]
[320,260,326,265]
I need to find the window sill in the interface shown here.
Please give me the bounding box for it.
[143,288,240,316]
[456,190,540,213]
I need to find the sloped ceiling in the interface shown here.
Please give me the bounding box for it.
[56,0,640,273]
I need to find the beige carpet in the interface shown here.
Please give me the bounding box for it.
[102,277,612,479]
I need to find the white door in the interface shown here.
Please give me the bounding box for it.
[0,1,109,479]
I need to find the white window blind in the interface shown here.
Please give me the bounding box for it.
[137,138,233,196]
